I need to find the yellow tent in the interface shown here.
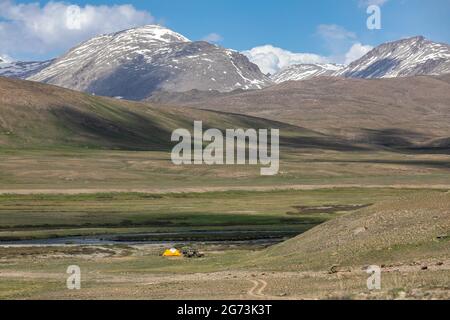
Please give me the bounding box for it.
[162,248,182,257]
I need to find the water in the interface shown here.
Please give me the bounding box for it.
[0,230,297,247]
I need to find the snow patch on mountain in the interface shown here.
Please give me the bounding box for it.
[272,63,344,83]
[0,59,52,79]
[29,25,271,100]
[336,36,450,78]
[271,36,450,83]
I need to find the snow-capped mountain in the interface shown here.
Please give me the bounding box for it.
[271,63,344,83]
[336,36,450,78]
[29,25,271,100]
[0,59,52,79]
[270,37,450,84]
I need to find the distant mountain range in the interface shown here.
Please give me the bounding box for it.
[271,36,450,83]
[1,25,449,99]
[335,36,450,79]
[271,63,344,83]
[0,59,52,79]
[27,25,270,100]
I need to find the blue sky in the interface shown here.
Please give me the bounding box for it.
[137,0,450,52]
[1,0,449,70]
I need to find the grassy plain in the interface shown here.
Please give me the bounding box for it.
[0,77,449,299]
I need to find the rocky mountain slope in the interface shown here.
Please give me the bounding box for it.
[28,25,271,100]
[0,58,51,79]
[272,63,344,83]
[269,37,450,83]
[336,36,450,79]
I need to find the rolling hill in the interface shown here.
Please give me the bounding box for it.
[0,76,351,151]
[257,191,450,270]
[180,75,450,149]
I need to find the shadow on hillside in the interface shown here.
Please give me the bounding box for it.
[281,136,368,152]
[50,105,173,151]
[349,58,400,78]
[303,159,450,170]
[358,128,450,154]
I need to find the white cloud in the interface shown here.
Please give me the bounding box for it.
[243,45,329,75]
[0,0,155,59]
[202,33,223,43]
[344,43,374,64]
[244,41,375,74]
[244,24,375,73]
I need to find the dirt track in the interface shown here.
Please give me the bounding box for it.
[1,259,449,300]
[1,184,449,195]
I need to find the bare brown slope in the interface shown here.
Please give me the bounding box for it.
[0,77,353,151]
[184,75,450,148]
[0,77,177,150]
[255,191,450,270]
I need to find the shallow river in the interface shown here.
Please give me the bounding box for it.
[0,230,297,247]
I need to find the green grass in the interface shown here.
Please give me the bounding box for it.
[1,147,450,192]
[0,188,429,240]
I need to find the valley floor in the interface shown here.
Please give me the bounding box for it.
[1,148,450,192]
[0,244,449,300]
[1,72,449,300]
[0,148,448,300]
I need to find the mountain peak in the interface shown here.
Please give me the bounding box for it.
[336,36,450,79]
[403,35,425,42]
[111,24,191,43]
[272,36,450,84]
[29,25,270,100]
